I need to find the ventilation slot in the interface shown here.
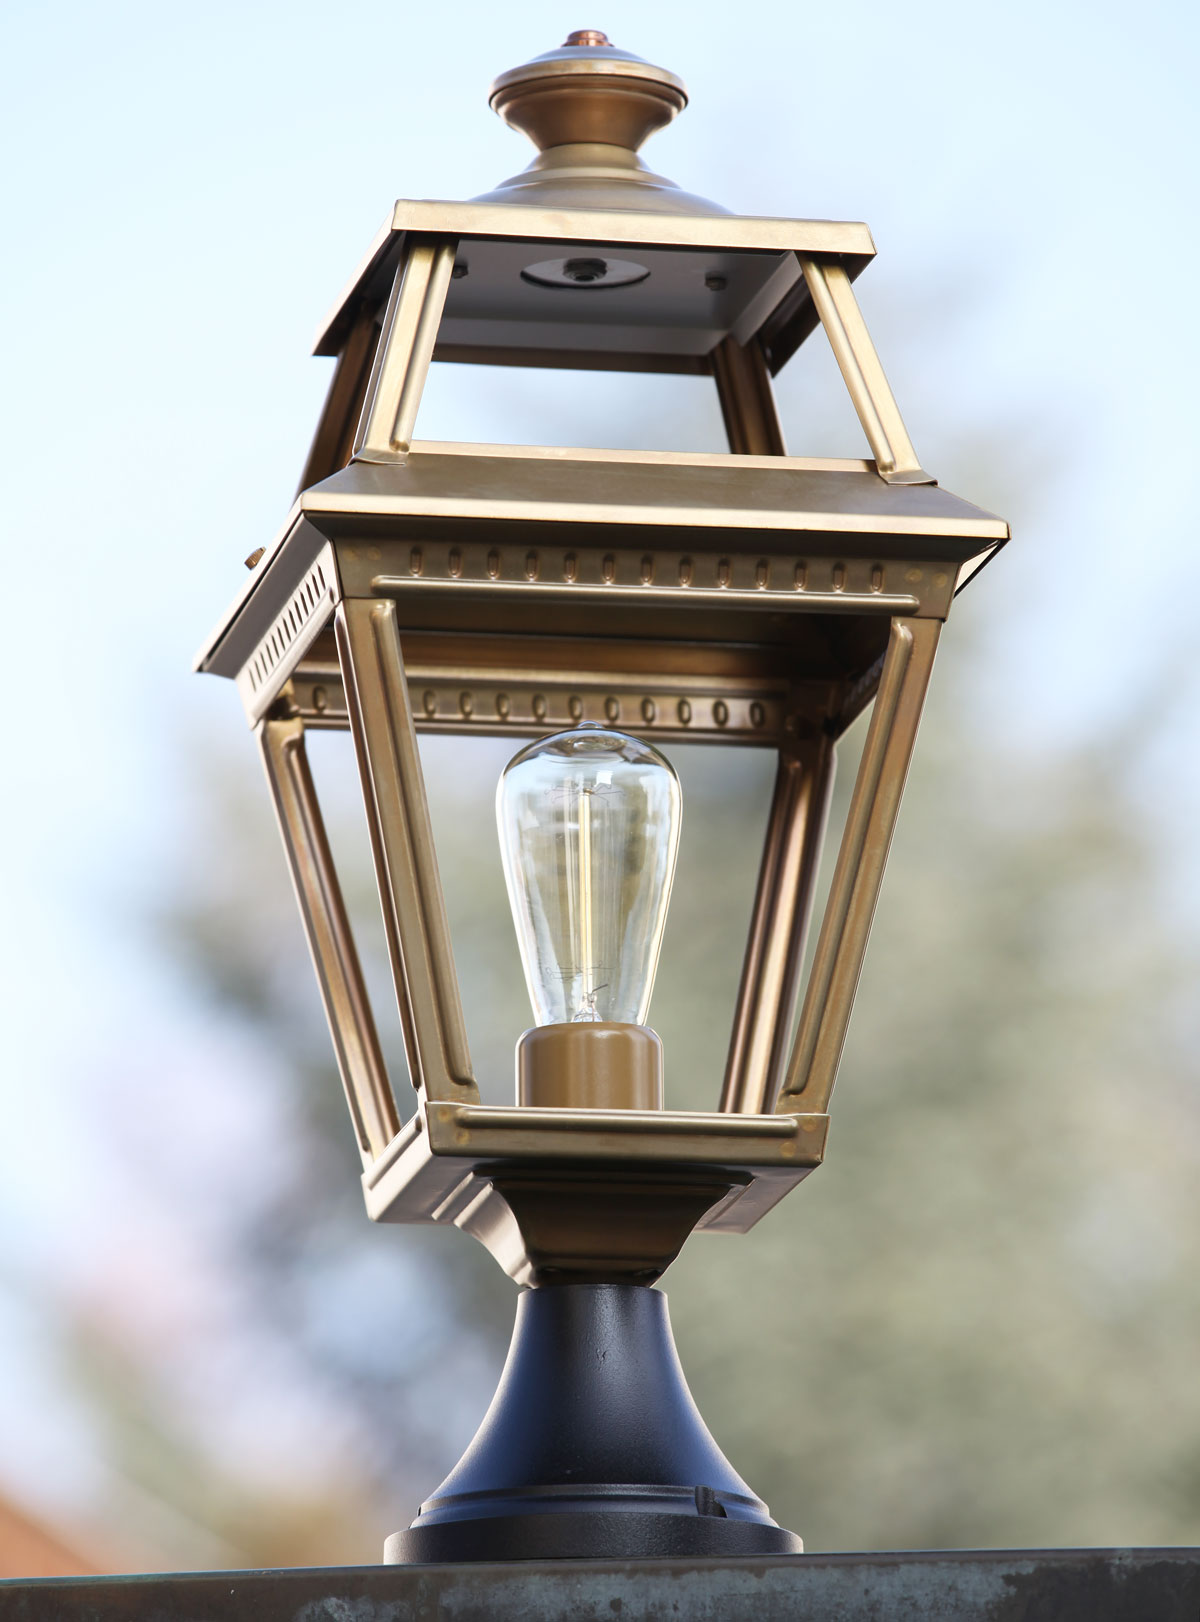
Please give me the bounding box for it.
[247,560,329,693]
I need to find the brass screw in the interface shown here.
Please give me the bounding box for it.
[244,547,265,570]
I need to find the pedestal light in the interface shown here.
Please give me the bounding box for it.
[198,31,1008,1561]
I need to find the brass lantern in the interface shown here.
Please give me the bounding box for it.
[198,32,1007,1564]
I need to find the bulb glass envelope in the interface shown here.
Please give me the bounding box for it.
[197,192,1007,1285]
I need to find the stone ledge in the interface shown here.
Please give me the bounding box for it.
[1,1548,1198,1621]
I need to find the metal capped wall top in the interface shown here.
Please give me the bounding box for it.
[479,31,722,214]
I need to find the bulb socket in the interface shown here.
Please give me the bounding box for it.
[517,1023,663,1111]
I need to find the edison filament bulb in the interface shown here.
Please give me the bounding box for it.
[496,725,682,1031]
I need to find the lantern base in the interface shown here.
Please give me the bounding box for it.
[385,1282,802,1564]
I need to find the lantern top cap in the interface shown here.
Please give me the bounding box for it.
[480,33,721,214]
[489,32,688,153]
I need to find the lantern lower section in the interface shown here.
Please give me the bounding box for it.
[366,1099,827,1286]
[386,1282,803,1563]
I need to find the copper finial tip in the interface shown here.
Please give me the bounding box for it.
[563,29,611,47]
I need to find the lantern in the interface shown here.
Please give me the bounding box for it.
[198,31,1007,1563]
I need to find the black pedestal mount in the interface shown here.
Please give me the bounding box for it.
[386,1283,802,1562]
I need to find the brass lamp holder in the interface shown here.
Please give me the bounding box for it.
[197,28,1008,1564]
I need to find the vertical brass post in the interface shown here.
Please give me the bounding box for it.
[336,597,479,1105]
[711,334,787,457]
[777,616,940,1114]
[296,308,381,495]
[354,239,457,462]
[259,716,400,1159]
[720,739,837,1114]
[713,330,834,1116]
[798,257,931,486]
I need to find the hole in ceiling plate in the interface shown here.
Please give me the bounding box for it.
[521,256,650,290]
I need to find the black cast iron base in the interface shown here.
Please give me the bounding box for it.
[386,1282,802,1563]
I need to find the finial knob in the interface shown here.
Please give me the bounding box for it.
[489,34,687,155]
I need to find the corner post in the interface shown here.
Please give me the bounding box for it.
[778,616,940,1114]
[258,715,400,1159]
[798,256,932,485]
[354,238,458,462]
[336,596,479,1106]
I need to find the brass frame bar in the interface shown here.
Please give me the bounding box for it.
[336,596,479,1105]
[354,239,458,463]
[258,716,399,1160]
[368,575,920,615]
[711,335,787,456]
[777,615,940,1114]
[720,739,837,1114]
[712,325,838,1117]
[798,257,932,486]
[296,308,381,495]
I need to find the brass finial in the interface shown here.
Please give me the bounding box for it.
[488,35,687,156]
[478,34,725,215]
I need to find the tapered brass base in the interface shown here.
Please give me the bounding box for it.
[517,1021,664,1110]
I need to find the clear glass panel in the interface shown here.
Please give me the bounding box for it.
[496,726,682,1027]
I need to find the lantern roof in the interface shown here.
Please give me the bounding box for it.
[197,443,1006,686]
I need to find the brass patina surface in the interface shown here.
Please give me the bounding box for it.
[199,32,1008,1286]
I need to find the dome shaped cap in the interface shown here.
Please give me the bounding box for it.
[489,31,688,153]
[478,32,723,214]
